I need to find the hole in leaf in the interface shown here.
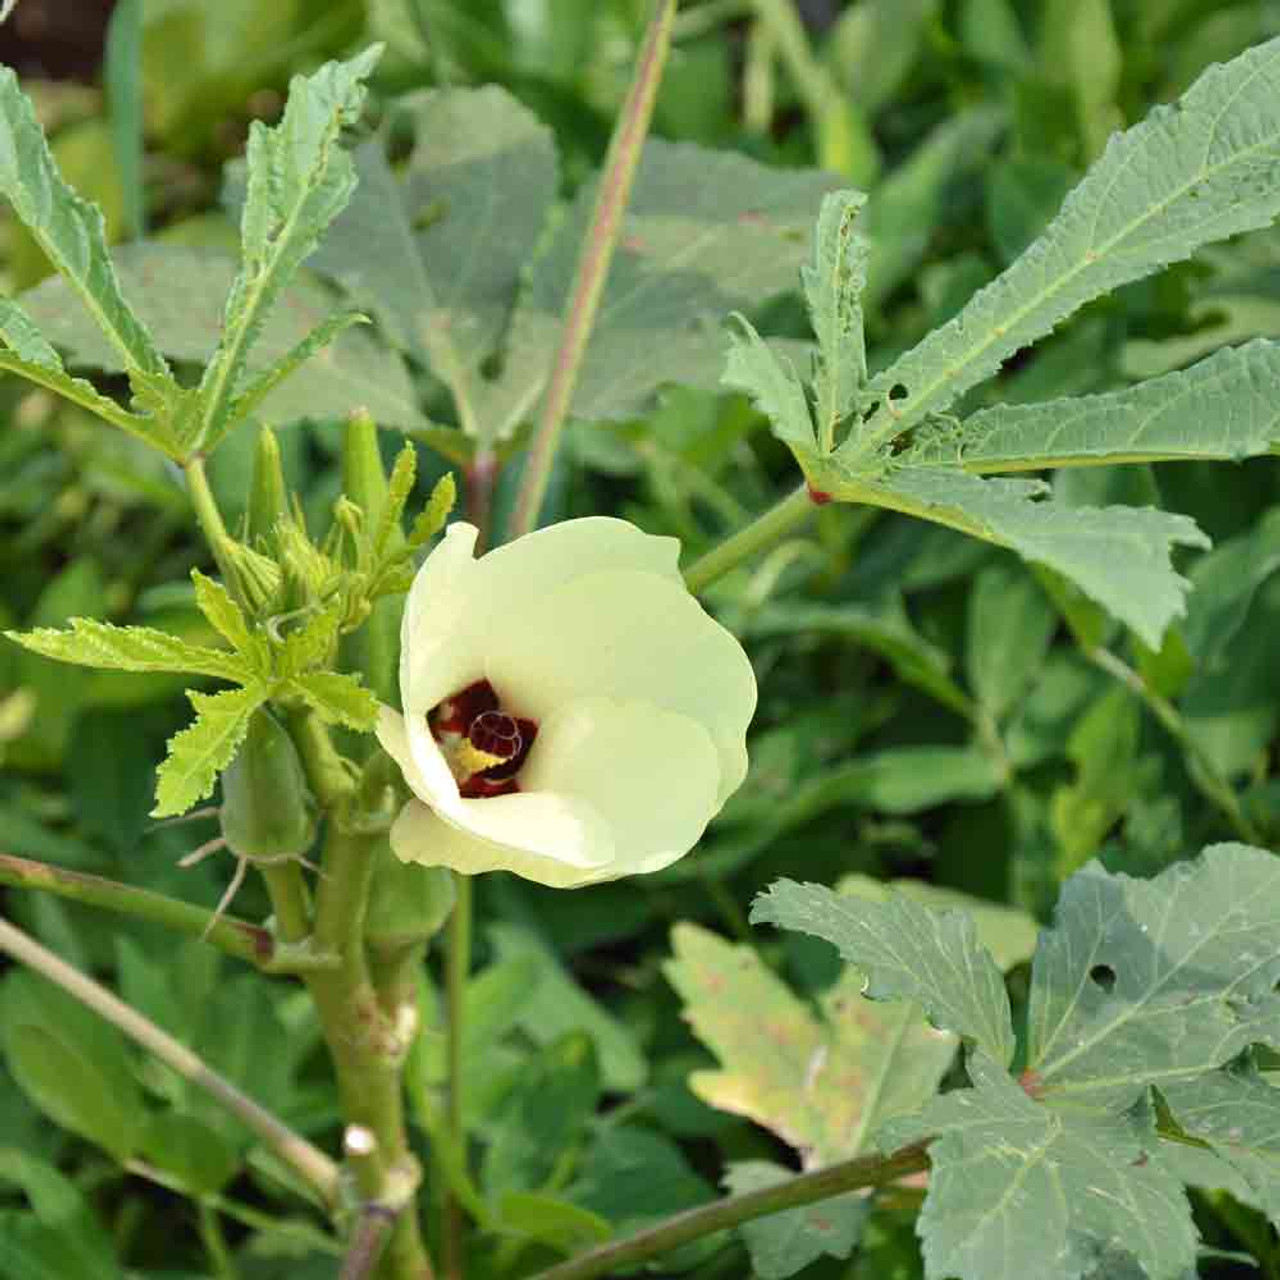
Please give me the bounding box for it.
[1089,964,1117,993]
[888,382,909,403]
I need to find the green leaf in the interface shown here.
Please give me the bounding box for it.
[0,65,170,383]
[880,1053,1196,1280]
[406,472,457,551]
[965,561,1056,720]
[863,35,1280,445]
[153,683,267,817]
[666,922,957,1165]
[375,444,416,556]
[1163,1068,1280,1224]
[1,971,146,1163]
[190,570,256,657]
[568,1126,713,1239]
[0,1149,120,1280]
[803,190,870,450]
[862,108,1006,314]
[6,617,252,683]
[0,297,171,453]
[751,878,1016,1068]
[835,467,1208,648]
[195,46,382,447]
[1026,843,1280,1108]
[482,140,839,439]
[278,601,344,677]
[487,923,647,1092]
[221,309,369,443]
[313,88,557,439]
[482,1033,599,1196]
[496,1192,612,1254]
[725,1160,868,1280]
[907,341,1280,472]
[22,244,424,430]
[140,1113,240,1195]
[1180,503,1280,663]
[289,670,378,731]
[722,316,818,464]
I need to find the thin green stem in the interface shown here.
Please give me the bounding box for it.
[1084,646,1262,845]
[443,873,472,1279]
[258,860,312,945]
[0,915,341,1206]
[183,454,239,585]
[528,1141,932,1280]
[683,485,816,595]
[508,0,677,539]
[198,1201,239,1280]
[0,853,272,967]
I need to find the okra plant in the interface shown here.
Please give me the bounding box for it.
[3,5,1280,1280]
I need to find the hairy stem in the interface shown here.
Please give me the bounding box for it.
[529,1141,932,1280]
[0,853,272,966]
[683,484,816,595]
[443,873,472,1278]
[507,0,677,538]
[0,915,340,1205]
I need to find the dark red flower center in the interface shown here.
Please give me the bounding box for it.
[429,679,538,799]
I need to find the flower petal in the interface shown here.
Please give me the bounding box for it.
[522,696,721,874]
[399,522,485,715]
[376,705,461,812]
[475,517,682,609]
[388,795,615,888]
[485,570,756,805]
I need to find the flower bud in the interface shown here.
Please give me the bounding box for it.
[248,426,288,546]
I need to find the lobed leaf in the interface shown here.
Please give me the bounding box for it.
[751,878,1015,1068]
[880,1053,1196,1280]
[406,473,457,551]
[1162,1068,1280,1226]
[0,66,170,383]
[313,88,558,439]
[5,618,252,683]
[831,466,1209,648]
[725,1160,868,1280]
[863,36,1280,446]
[667,922,957,1166]
[803,190,870,450]
[152,684,267,817]
[1026,844,1280,1108]
[21,243,424,430]
[905,340,1280,472]
[289,670,379,732]
[190,570,256,659]
[723,316,817,463]
[195,46,382,447]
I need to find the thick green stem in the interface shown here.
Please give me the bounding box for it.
[529,1141,932,1280]
[683,484,816,595]
[0,853,272,966]
[263,709,434,1280]
[443,873,472,1279]
[0,914,341,1205]
[508,0,677,539]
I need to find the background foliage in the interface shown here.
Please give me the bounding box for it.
[3,1,1280,1277]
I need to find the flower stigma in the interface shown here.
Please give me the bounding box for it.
[429,679,538,798]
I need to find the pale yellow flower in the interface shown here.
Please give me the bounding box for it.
[377,517,756,887]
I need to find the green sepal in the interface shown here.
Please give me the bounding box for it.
[366,836,456,951]
[219,707,317,858]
